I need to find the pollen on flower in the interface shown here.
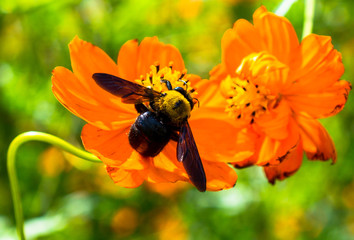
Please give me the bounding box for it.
[223,75,275,123]
[135,63,197,98]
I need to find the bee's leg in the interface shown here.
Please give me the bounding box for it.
[135,103,149,114]
[178,79,189,86]
[178,72,189,89]
[179,71,186,80]
[170,131,179,142]
[150,100,158,112]
[160,79,172,90]
[193,98,200,108]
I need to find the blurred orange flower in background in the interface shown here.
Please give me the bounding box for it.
[39,147,69,177]
[145,181,189,197]
[51,36,248,191]
[154,207,189,240]
[111,207,139,236]
[209,6,351,183]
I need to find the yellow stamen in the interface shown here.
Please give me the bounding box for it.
[223,75,275,123]
[135,65,196,97]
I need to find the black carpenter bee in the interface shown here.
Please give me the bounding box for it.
[92,72,206,192]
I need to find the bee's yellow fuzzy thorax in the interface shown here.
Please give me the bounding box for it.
[159,90,191,125]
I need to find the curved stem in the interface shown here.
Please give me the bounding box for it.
[302,0,315,39]
[274,0,298,16]
[7,131,101,240]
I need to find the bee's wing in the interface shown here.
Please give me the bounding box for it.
[92,73,160,104]
[177,122,206,192]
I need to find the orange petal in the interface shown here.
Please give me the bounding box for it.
[296,114,336,163]
[81,123,134,167]
[148,148,189,184]
[52,67,136,130]
[189,109,255,163]
[203,161,238,191]
[222,19,262,75]
[253,6,299,64]
[233,158,257,169]
[117,39,139,80]
[232,127,261,168]
[256,117,300,166]
[209,63,228,83]
[190,105,237,126]
[70,36,118,79]
[106,165,145,188]
[256,100,291,140]
[119,151,149,170]
[101,141,185,185]
[193,77,229,108]
[154,142,187,176]
[155,142,238,191]
[69,36,134,114]
[100,140,189,187]
[136,37,185,77]
[286,34,345,94]
[286,80,351,118]
[263,140,303,184]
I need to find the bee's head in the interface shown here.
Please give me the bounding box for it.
[158,90,192,126]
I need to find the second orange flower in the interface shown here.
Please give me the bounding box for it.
[209,6,351,183]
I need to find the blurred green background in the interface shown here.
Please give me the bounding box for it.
[0,0,353,239]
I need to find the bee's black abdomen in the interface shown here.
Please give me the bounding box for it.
[129,111,171,157]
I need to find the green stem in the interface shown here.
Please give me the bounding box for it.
[7,131,101,240]
[302,0,315,39]
[274,0,298,16]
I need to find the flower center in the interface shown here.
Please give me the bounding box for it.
[223,75,276,124]
[221,52,288,124]
[136,62,195,96]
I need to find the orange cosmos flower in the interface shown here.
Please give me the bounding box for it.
[52,36,243,191]
[209,6,351,183]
